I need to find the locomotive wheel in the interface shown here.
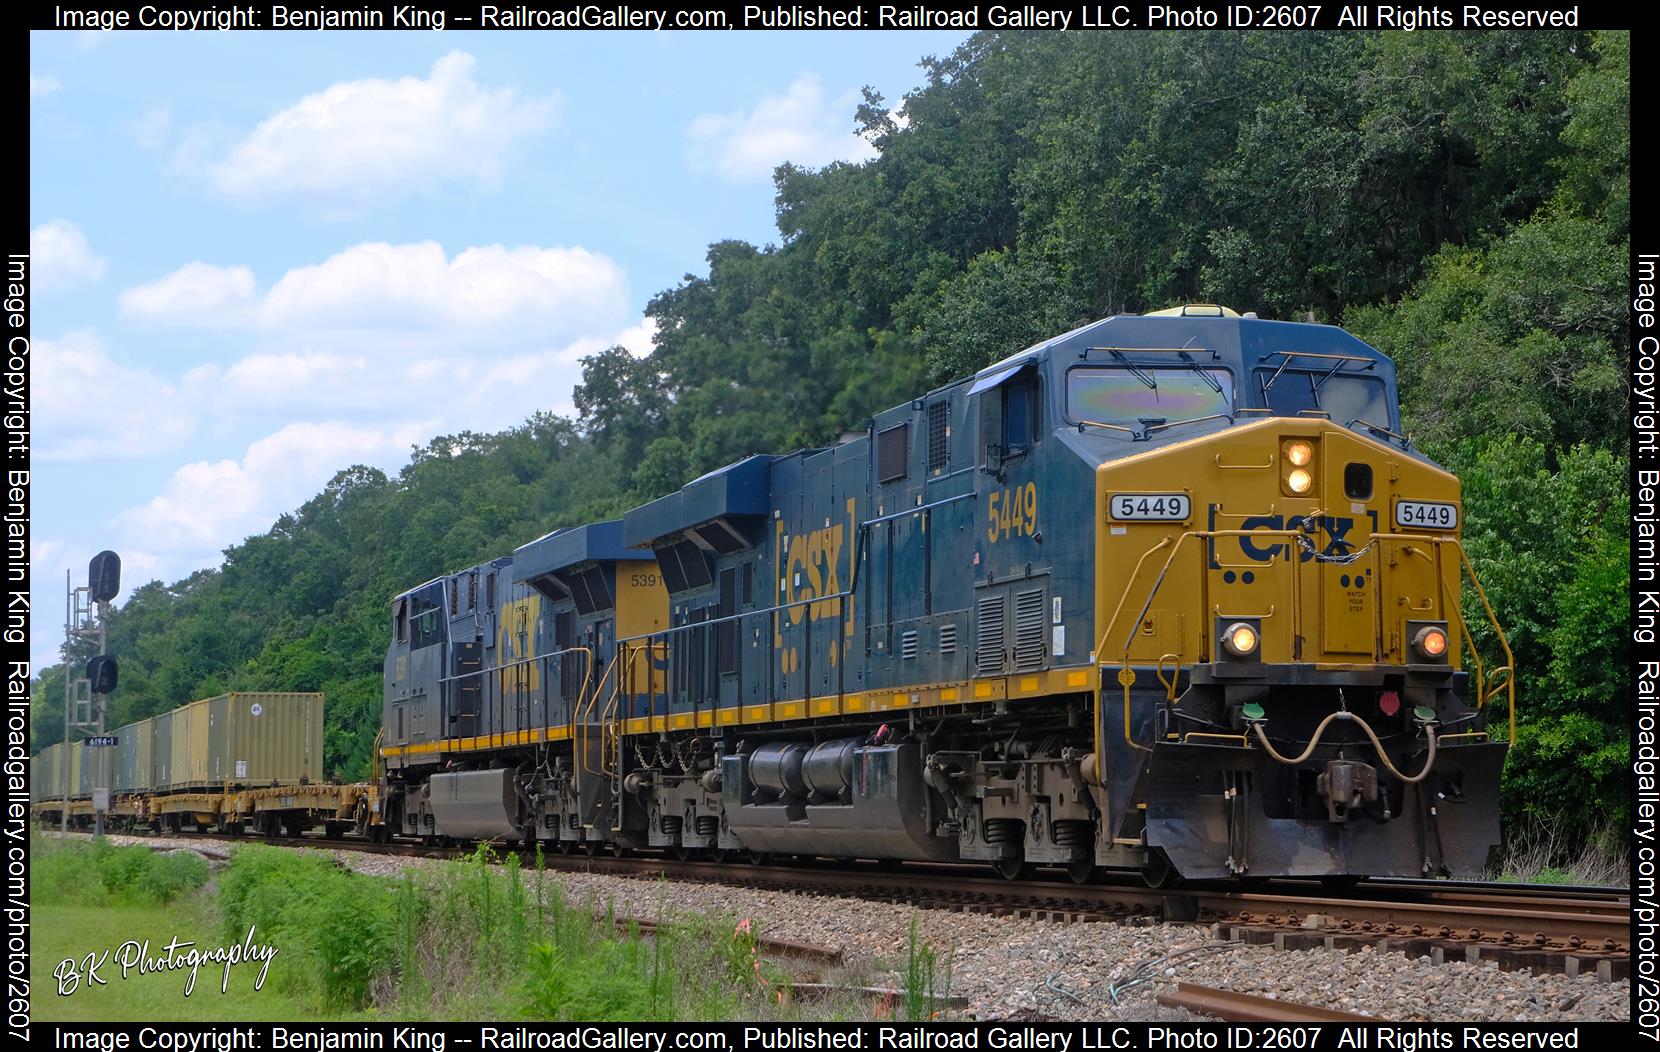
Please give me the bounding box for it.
[747,850,773,866]
[609,841,631,858]
[1066,859,1100,885]
[582,839,602,857]
[1141,849,1178,889]
[709,848,732,864]
[670,843,693,862]
[991,858,1036,881]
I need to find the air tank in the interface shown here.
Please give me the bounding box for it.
[801,738,859,800]
[748,742,808,798]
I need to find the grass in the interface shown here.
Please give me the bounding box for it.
[32,835,953,1022]
[1491,820,1628,886]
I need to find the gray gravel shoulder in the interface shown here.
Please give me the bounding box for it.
[65,834,1629,1023]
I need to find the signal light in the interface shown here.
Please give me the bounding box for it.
[1283,440,1313,467]
[1222,622,1260,658]
[1412,624,1449,661]
[1287,468,1314,494]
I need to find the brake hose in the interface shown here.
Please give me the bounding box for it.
[1249,710,1438,784]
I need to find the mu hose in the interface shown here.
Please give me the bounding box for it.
[1249,710,1438,784]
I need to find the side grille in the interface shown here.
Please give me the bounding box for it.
[975,594,1006,675]
[939,622,958,655]
[927,400,950,473]
[900,630,919,660]
[1013,588,1046,672]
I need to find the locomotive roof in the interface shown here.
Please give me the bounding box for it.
[972,311,1393,383]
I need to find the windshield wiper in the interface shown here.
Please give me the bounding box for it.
[1176,350,1223,393]
[1108,350,1158,390]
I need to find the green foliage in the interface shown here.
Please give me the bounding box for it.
[30,31,1629,853]
[32,837,209,907]
[1441,437,1629,835]
[218,846,397,1008]
[520,937,675,1022]
[901,915,951,1022]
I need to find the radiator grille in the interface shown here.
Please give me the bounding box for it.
[1013,588,1047,672]
[939,622,957,655]
[975,594,1006,675]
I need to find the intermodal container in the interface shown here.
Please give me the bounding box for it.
[68,741,86,800]
[115,719,154,794]
[208,692,324,787]
[168,698,211,789]
[151,710,173,789]
[31,743,60,803]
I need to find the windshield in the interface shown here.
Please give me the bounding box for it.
[1256,370,1392,427]
[1068,367,1234,425]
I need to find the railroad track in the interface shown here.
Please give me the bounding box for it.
[52,827,1629,980]
[1156,982,1376,1022]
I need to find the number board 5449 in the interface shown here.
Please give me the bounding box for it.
[1109,492,1192,522]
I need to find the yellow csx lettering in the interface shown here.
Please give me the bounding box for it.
[497,598,540,690]
[784,524,845,624]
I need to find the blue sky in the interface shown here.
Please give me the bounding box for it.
[28,28,972,670]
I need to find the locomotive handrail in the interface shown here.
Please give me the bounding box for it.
[1143,413,1234,437]
[1094,527,1517,756]
[1451,541,1518,743]
[1154,653,1180,704]
[577,652,621,781]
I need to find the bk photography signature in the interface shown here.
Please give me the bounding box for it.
[54,925,280,996]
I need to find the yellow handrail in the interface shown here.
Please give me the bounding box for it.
[1154,652,1181,703]
[1452,543,1517,743]
[1096,528,1517,755]
[576,652,619,779]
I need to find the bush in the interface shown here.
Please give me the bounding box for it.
[31,837,209,906]
[219,846,395,1008]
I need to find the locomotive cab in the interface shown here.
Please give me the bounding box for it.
[1077,310,1509,879]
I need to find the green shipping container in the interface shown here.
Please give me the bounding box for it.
[207,692,323,787]
[30,743,61,803]
[168,697,211,789]
[68,741,86,800]
[151,710,172,788]
[114,719,154,793]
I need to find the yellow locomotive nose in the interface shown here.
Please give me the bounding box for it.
[1096,417,1466,668]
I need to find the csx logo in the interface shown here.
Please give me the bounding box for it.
[1234,514,1359,563]
[784,524,846,623]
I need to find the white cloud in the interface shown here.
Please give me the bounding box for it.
[119,262,256,325]
[33,331,195,460]
[206,51,559,209]
[122,240,628,339]
[612,316,658,359]
[262,241,625,333]
[687,73,875,183]
[30,73,61,99]
[30,220,108,291]
[117,420,435,549]
[180,351,373,410]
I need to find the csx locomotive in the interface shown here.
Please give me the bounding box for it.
[380,306,1514,883]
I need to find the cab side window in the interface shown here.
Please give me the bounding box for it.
[1004,373,1041,453]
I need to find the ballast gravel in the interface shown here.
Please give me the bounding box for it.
[65,833,1629,1023]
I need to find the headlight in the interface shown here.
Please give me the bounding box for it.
[1222,621,1260,658]
[1412,624,1449,661]
[1286,468,1314,494]
[1283,440,1313,467]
